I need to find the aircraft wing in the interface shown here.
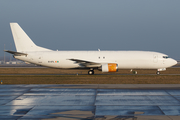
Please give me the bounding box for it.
[4,50,27,56]
[68,58,102,68]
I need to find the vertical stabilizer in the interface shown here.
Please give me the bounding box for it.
[10,23,52,52]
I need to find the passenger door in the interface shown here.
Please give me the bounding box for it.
[153,54,158,63]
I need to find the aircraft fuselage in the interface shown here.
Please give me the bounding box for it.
[15,51,177,70]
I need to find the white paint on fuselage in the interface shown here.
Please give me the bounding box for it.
[14,51,177,70]
[10,23,177,73]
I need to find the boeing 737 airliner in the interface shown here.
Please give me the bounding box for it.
[5,23,177,75]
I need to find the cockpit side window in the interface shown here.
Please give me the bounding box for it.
[163,56,169,59]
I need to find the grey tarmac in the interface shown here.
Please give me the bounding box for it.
[1,84,180,120]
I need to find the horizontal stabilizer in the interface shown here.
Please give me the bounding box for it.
[4,50,27,56]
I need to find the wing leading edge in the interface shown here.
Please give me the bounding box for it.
[68,58,117,68]
[68,58,102,68]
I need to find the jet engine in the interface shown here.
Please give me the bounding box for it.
[101,63,118,72]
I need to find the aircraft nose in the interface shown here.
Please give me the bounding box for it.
[170,59,177,66]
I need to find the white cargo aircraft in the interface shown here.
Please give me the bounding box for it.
[5,23,177,75]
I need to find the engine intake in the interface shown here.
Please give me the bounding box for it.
[101,63,118,72]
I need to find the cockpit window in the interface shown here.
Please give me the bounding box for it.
[163,56,169,59]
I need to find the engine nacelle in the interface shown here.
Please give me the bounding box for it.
[101,63,118,72]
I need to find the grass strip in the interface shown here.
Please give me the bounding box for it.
[0,75,180,84]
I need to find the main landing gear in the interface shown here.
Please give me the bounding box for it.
[130,69,138,75]
[88,69,94,75]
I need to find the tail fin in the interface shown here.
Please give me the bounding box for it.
[10,23,52,52]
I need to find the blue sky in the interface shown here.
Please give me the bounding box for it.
[1,0,180,59]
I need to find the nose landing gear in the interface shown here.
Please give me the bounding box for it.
[156,71,160,75]
[156,68,166,75]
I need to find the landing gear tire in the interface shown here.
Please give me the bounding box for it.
[156,71,160,75]
[88,70,94,75]
[133,71,138,74]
